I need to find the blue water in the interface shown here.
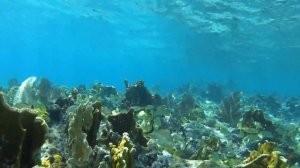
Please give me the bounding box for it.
[1,0,300,95]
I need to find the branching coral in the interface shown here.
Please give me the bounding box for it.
[67,101,102,166]
[219,92,242,127]
[122,80,154,108]
[235,141,288,168]
[109,132,136,168]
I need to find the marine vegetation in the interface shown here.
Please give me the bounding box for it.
[219,91,242,127]
[0,78,300,168]
[122,80,154,108]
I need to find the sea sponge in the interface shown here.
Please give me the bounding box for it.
[108,108,148,147]
[0,92,47,168]
[122,80,154,108]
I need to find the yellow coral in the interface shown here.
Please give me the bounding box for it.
[41,158,51,167]
[40,153,65,168]
[109,132,135,168]
[235,141,288,168]
[53,153,62,162]
[34,106,49,122]
[259,141,276,154]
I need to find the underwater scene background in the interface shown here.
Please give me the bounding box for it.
[1,0,300,95]
[1,0,300,168]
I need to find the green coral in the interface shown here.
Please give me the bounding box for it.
[109,132,136,168]
[235,141,288,168]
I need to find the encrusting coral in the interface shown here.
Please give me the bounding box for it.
[235,141,288,168]
[0,92,47,168]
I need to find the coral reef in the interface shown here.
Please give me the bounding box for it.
[1,78,300,168]
[0,92,47,168]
